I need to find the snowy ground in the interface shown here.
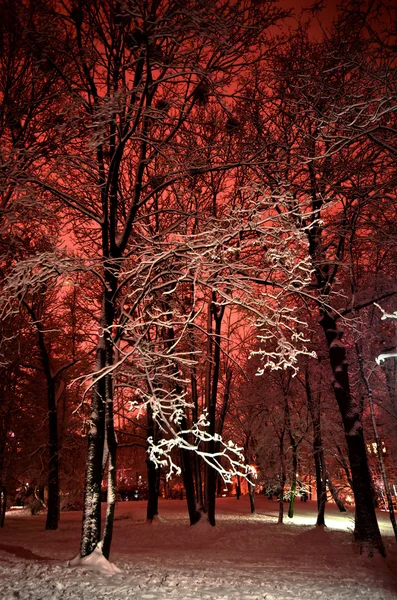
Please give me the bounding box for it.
[1,497,397,600]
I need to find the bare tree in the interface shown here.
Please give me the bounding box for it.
[237,11,396,554]
[2,0,291,562]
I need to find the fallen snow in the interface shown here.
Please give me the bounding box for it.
[68,543,122,576]
[1,497,397,600]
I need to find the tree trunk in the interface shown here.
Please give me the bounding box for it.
[215,367,232,506]
[304,368,327,526]
[278,405,287,524]
[327,477,347,512]
[194,454,203,508]
[101,378,117,559]
[204,295,225,527]
[191,365,203,509]
[46,379,60,530]
[218,368,232,438]
[236,475,241,500]
[356,343,397,541]
[320,310,385,556]
[100,286,118,560]
[248,474,255,514]
[25,304,61,532]
[278,471,286,524]
[146,459,159,522]
[315,456,327,526]
[204,299,215,524]
[146,405,159,522]
[205,462,217,526]
[203,299,213,445]
[161,313,202,526]
[288,433,298,519]
[216,475,223,496]
[0,403,8,528]
[180,445,202,525]
[382,358,397,415]
[80,341,106,557]
[102,442,116,559]
[243,434,255,513]
[335,443,353,489]
[0,485,6,528]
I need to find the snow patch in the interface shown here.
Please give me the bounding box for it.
[67,544,122,576]
[2,498,397,599]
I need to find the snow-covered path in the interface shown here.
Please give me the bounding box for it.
[1,497,397,600]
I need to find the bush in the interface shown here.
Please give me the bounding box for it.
[29,498,44,515]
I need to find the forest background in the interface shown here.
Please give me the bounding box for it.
[0,0,396,564]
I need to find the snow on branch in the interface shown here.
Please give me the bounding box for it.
[376,352,397,365]
[374,303,397,322]
[374,303,397,365]
[75,338,255,483]
[0,250,100,361]
[0,251,81,314]
[251,324,316,377]
[148,411,256,483]
[115,187,316,373]
[68,185,316,482]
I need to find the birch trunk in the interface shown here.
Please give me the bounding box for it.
[101,369,117,559]
[80,325,106,557]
